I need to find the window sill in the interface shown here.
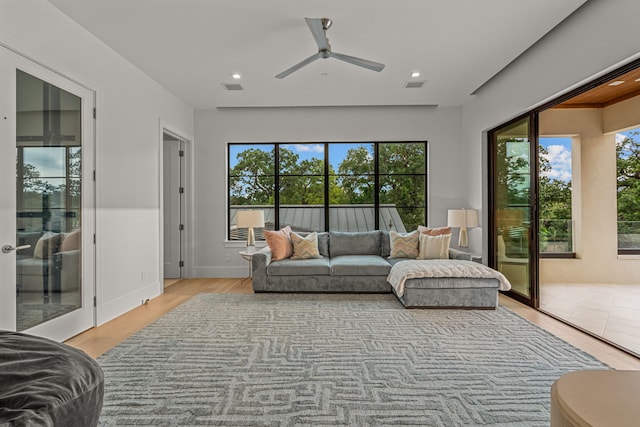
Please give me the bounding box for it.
[224,241,267,249]
[618,254,640,260]
[539,253,576,259]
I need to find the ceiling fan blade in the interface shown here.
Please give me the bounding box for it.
[305,17,329,51]
[275,53,323,79]
[330,52,385,72]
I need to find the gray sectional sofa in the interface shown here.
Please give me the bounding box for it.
[251,230,501,308]
[252,231,391,293]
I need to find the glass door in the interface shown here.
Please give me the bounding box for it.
[0,46,95,341]
[489,116,539,306]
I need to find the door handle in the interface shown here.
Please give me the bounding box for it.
[1,244,31,254]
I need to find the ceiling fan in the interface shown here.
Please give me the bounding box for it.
[275,17,385,79]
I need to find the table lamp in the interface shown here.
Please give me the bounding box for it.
[447,208,479,247]
[236,210,265,247]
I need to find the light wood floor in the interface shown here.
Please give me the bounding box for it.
[65,278,640,370]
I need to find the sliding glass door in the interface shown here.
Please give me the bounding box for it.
[489,116,539,306]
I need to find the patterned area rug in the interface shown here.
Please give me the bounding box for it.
[97,294,608,426]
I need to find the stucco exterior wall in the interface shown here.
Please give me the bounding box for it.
[539,106,640,284]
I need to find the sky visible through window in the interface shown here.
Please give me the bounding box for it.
[540,137,572,182]
[23,147,69,183]
[616,127,639,158]
[229,143,366,170]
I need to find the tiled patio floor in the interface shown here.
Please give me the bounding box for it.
[540,283,640,356]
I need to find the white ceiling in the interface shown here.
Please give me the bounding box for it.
[47,0,587,109]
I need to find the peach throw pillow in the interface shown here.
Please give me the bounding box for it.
[418,225,451,236]
[263,226,293,260]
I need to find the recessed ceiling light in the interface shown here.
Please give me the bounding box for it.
[232,73,241,79]
[410,72,421,78]
[608,80,625,86]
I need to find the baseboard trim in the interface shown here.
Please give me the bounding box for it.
[97,281,161,326]
[193,266,248,278]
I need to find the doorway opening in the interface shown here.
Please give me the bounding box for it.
[537,66,640,357]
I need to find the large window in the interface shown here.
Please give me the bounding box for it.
[617,127,640,253]
[228,142,427,240]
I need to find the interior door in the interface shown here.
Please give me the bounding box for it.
[489,115,539,307]
[0,46,95,341]
[163,134,184,279]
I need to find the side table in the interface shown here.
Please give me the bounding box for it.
[238,249,256,280]
[551,370,640,427]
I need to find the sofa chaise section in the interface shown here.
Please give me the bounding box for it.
[395,277,500,309]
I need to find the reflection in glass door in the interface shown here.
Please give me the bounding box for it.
[489,116,538,306]
[15,70,84,330]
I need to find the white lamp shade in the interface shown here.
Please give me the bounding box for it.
[447,209,479,228]
[236,210,265,228]
[447,210,465,228]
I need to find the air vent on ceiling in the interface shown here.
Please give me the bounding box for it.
[404,81,426,89]
[222,83,244,91]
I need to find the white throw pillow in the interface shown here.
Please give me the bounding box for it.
[417,233,451,260]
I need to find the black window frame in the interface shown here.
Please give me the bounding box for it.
[227,141,428,240]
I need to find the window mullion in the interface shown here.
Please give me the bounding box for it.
[275,144,280,230]
[374,142,380,230]
[324,143,329,232]
[424,143,428,226]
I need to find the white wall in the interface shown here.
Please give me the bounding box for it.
[193,106,464,277]
[462,0,640,256]
[1,1,194,325]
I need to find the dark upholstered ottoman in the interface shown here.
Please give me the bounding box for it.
[0,331,104,427]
